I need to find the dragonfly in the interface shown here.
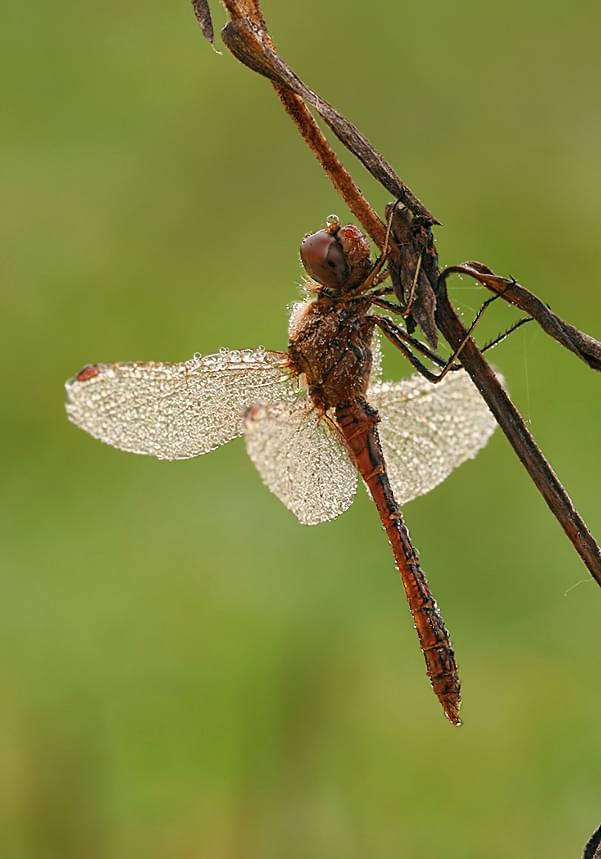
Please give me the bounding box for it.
[65,215,500,725]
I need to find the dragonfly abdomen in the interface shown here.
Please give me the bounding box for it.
[335,399,462,726]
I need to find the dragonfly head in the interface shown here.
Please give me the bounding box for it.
[300,215,371,293]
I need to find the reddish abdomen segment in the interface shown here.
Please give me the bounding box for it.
[336,399,462,726]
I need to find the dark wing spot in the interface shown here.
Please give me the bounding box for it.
[75,364,100,383]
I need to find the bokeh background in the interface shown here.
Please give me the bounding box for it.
[2,2,601,857]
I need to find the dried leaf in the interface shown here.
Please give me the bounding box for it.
[192,0,214,45]
[387,203,439,347]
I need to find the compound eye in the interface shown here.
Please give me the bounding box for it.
[300,229,348,288]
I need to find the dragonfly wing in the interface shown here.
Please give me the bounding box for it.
[244,400,357,525]
[368,328,383,387]
[369,370,500,504]
[65,349,298,460]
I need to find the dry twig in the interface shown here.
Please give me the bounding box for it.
[192,0,601,586]
[584,822,601,859]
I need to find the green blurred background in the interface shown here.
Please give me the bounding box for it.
[2,2,600,857]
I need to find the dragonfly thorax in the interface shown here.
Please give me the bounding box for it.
[288,298,374,411]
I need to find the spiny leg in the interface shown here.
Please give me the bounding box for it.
[373,293,532,381]
[374,309,532,382]
[480,316,533,353]
[400,252,422,319]
[373,316,445,381]
[437,271,533,356]
[369,315,450,370]
[348,286,394,306]
[438,263,532,334]
[364,255,532,378]
[372,292,500,382]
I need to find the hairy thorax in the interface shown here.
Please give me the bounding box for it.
[288,298,374,411]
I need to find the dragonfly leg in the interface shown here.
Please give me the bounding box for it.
[399,252,422,319]
[370,315,454,369]
[480,316,533,354]
[350,200,405,296]
[438,264,533,355]
[372,316,462,381]
[372,289,511,383]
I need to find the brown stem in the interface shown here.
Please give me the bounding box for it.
[275,86,387,247]
[194,0,601,585]
[218,8,437,222]
[584,822,601,859]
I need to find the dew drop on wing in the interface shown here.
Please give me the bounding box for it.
[244,399,357,525]
[368,370,501,505]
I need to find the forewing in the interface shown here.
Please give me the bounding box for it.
[244,400,357,525]
[65,349,298,460]
[369,370,499,504]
